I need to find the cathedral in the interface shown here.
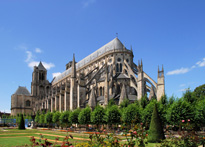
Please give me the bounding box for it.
[11,37,165,115]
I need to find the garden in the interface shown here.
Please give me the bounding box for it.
[0,84,205,146]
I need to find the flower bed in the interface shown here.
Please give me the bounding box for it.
[83,132,106,135]
[59,130,74,132]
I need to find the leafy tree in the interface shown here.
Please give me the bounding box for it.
[69,109,81,124]
[45,111,53,128]
[108,98,116,107]
[105,105,121,126]
[194,99,205,128]
[78,106,91,125]
[140,94,149,109]
[183,89,195,104]
[168,95,175,106]
[119,98,130,109]
[35,111,40,124]
[18,114,25,130]
[59,111,71,129]
[52,111,61,128]
[193,84,205,100]
[142,99,157,128]
[159,95,168,105]
[167,99,194,126]
[39,112,45,125]
[91,105,105,129]
[122,103,141,127]
[148,104,165,143]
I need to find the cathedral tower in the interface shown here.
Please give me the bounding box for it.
[157,65,165,101]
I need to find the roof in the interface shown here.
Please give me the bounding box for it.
[53,37,127,84]
[117,73,130,79]
[14,86,31,96]
[38,61,47,71]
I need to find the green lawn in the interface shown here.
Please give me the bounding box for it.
[0,128,160,147]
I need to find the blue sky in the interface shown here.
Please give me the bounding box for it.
[0,0,204,113]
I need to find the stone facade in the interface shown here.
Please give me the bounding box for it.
[11,37,165,115]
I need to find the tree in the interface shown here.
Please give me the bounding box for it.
[142,99,157,128]
[194,99,205,128]
[59,111,71,129]
[18,114,25,130]
[167,99,194,126]
[91,105,105,129]
[78,106,91,125]
[159,95,168,105]
[148,104,165,143]
[105,105,121,128]
[45,111,53,128]
[140,94,149,109]
[193,84,205,100]
[108,98,116,107]
[122,103,141,128]
[39,112,45,125]
[35,111,40,124]
[183,89,195,104]
[52,111,61,128]
[119,98,130,109]
[69,109,81,124]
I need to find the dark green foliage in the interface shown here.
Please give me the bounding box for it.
[45,111,53,126]
[108,98,116,107]
[193,84,205,100]
[59,111,71,128]
[35,111,40,123]
[52,111,61,126]
[78,106,91,125]
[122,103,141,124]
[148,104,165,143]
[168,95,175,105]
[194,99,205,127]
[69,109,81,124]
[159,95,168,105]
[140,94,149,108]
[119,98,130,109]
[183,89,195,104]
[91,105,105,126]
[18,114,25,130]
[167,99,194,125]
[142,99,157,127]
[39,112,45,124]
[105,105,121,125]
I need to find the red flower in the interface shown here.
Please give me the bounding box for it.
[182,120,185,123]
[188,119,190,122]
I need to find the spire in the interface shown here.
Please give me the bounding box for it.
[88,88,96,109]
[71,54,76,78]
[119,84,128,104]
[130,45,133,52]
[158,66,159,72]
[162,64,164,71]
[38,61,47,71]
[141,59,143,67]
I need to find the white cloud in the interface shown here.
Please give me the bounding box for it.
[28,61,55,70]
[167,67,190,75]
[52,72,61,78]
[179,88,190,92]
[196,58,205,67]
[0,110,11,113]
[25,51,33,62]
[82,0,96,7]
[35,48,42,53]
[179,84,186,87]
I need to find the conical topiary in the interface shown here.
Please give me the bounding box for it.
[148,104,165,143]
[18,114,25,130]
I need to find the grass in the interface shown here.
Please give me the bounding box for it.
[0,127,160,147]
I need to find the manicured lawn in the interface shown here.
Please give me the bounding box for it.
[0,128,160,146]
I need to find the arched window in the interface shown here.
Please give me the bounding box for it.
[26,100,30,107]
[120,63,122,72]
[116,63,119,72]
[100,87,102,96]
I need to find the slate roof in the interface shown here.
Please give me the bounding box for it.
[38,61,47,71]
[14,86,31,96]
[117,73,130,79]
[52,37,127,84]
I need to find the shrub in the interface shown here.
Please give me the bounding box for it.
[18,114,25,130]
[148,104,165,143]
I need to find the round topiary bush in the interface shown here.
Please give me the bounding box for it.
[18,114,25,130]
[148,104,165,143]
